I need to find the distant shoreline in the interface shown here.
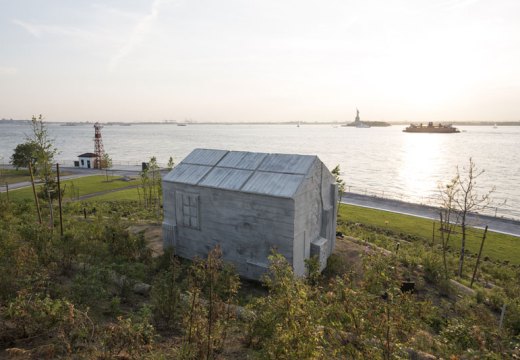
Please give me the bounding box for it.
[2,119,520,126]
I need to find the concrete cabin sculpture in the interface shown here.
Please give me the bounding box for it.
[162,149,338,280]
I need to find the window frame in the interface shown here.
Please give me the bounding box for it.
[175,191,200,230]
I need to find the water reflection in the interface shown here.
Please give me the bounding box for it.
[399,134,444,201]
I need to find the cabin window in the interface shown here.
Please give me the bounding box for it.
[81,159,84,165]
[176,192,200,229]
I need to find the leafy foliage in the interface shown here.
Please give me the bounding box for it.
[101,307,156,359]
[150,250,183,329]
[10,141,39,170]
[247,253,326,359]
[181,246,240,359]
[1,183,520,358]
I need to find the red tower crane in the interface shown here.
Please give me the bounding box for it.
[93,122,105,169]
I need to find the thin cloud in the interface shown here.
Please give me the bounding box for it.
[12,19,42,37]
[12,19,96,41]
[108,0,171,72]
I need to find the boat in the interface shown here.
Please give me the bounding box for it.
[403,122,460,133]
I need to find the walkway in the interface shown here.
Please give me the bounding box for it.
[341,192,520,237]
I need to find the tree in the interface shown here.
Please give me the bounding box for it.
[247,252,325,359]
[101,153,113,182]
[148,157,161,209]
[10,141,39,170]
[332,165,346,211]
[28,115,58,201]
[438,176,460,279]
[139,156,162,212]
[441,158,494,277]
[167,156,175,171]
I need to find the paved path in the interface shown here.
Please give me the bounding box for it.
[0,167,144,193]
[0,173,100,192]
[342,192,520,237]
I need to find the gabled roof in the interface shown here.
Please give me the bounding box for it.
[78,152,98,158]
[164,149,318,198]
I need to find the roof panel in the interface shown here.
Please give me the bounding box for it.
[182,149,228,166]
[165,163,212,184]
[258,154,316,174]
[241,172,304,198]
[199,167,253,190]
[218,151,267,170]
[164,149,322,198]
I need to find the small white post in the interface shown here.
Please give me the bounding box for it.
[499,304,507,330]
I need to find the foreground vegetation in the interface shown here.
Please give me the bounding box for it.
[1,191,519,358]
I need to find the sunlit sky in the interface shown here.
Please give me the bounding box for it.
[1,0,519,123]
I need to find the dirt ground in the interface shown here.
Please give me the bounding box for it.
[128,224,164,257]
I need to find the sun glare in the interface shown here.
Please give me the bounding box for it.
[398,134,444,201]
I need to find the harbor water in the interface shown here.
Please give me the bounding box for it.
[1,122,519,219]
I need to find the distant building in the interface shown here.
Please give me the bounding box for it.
[76,153,98,169]
[162,148,338,280]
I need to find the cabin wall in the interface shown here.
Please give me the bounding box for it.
[293,160,337,275]
[162,182,295,280]
[162,180,177,248]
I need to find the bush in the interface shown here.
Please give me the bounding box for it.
[4,291,93,355]
[103,221,151,262]
[505,299,520,336]
[440,319,479,352]
[247,252,325,359]
[181,246,240,360]
[151,253,183,329]
[101,306,156,359]
[70,266,111,308]
[422,253,444,285]
[487,287,507,312]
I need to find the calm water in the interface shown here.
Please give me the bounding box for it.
[1,122,519,219]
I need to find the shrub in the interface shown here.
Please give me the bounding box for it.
[70,266,111,308]
[487,287,507,312]
[4,291,94,355]
[151,253,183,329]
[101,306,156,359]
[422,253,444,285]
[505,299,520,336]
[181,246,240,360]
[247,252,325,359]
[440,319,480,353]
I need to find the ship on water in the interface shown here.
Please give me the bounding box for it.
[403,122,460,133]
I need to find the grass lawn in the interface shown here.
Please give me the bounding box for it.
[339,204,520,265]
[8,175,140,201]
[82,187,141,201]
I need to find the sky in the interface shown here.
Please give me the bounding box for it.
[0,0,519,123]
